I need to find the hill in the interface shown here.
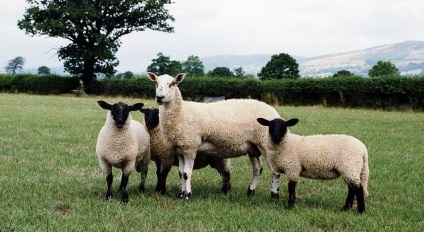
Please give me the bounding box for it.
[201,41,424,77]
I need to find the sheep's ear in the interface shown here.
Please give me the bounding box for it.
[146,72,157,82]
[286,118,299,127]
[130,103,144,111]
[175,73,186,85]
[97,100,111,110]
[139,108,146,113]
[257,118,270,126]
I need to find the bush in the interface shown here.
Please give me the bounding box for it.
[2,74,423,110]
[0,74,79,94]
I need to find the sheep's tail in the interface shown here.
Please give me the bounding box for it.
[361,151,369,197]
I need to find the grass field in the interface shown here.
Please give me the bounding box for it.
[0,93,423,231]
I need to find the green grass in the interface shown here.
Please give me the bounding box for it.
[0,93,423,231]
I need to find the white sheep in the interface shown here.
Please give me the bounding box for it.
[257,117,369,213]
[96,100,150,203]
[139,107,231,194]
[146,72,280,199]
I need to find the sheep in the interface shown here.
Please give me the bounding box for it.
[139,107,231,195]
[96,100,150,203]
[146,72,280,199]
[257,117,369,213]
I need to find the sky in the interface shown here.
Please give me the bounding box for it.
[1,0,424,74]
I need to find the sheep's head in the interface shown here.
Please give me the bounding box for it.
[97,100,144,128]
[146,72,186,105]
[139,107,160,130]
[257,118,299,144]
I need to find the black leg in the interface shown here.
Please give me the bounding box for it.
[120,173,129,203]
[221,170,231,194]
[106,172,113,200]
[343,186,355,211]
[356,185,365,213]
[288,181,297,209]
[155,166,171,195]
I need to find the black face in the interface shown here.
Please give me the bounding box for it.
[141,108,159,130]
[257,118,299,144]
[111,102,130,128]
[268,119,288,144]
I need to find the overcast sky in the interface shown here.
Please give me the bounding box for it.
[1,0,424,73]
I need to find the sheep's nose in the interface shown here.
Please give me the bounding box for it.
[156,96,164,103]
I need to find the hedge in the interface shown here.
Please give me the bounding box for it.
[1,74,423,110]
[0,74,80,94]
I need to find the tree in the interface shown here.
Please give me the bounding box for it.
[208,67,233,77]
[182,55,204,76]
[368,61,399,77]
[233,67,245,78]
[146,53,182,76]
[258,53,299,80]
[4,56,25,74]
[38,66,51,75]
[333,70,354,78]
[18,0,174,93]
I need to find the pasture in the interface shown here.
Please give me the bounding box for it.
[0,93,423,231]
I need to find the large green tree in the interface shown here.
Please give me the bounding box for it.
[181,55,204,76]
[368,61,399,77]
[146,52,182,76]
[18,0,174,93]
[258,53,299,80]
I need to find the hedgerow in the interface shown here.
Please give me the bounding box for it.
[1,74,423,110]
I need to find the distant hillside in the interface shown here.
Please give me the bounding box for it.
[201,41,424,77]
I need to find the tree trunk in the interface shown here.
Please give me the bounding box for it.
[81,59,97,94]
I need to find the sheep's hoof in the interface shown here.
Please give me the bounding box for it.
[247,188,255,197]
[106,190,112,200]
[121,191,129,203]
[139,184,146,193]
[287,202,295,210]
[221,183,231,195]
[271,192,279,199]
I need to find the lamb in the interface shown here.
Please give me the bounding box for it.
[139,107,231,194]
[96,100,150,203]
[257,117,369,213]
[146,72,280,199]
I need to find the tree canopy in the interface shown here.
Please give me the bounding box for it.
[4,57,25,74]
[208,67,233,77]
[18,0,174,93]
[146,53,182,76]
[38,66,51,75]
[333,70,354,78]
[258,53,299,80]
[181,55,205,76]
[368,61,399,77]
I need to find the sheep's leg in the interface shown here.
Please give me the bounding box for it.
[181,156,195,200]
[138,159,149,193]
[119,172,130,203]
[287,181,297,209]
[177,154,186,198]
[209,158,231,194]
[247,156,263,196]
[155,162,172,195]
[220,169,231,194]
[343,186,355,211]
[270,173,281,199]
[106,171,113,200]
[355,185,365,213]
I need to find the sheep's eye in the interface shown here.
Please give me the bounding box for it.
[169,82,176,87]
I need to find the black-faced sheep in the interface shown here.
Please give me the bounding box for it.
[257,117,369,213]
[140,107,231,195]
[147,72,280,199]
[96,100,150,203]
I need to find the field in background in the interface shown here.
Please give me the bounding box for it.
[0,93,423,231]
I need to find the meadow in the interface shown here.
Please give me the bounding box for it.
[0,93,423,231]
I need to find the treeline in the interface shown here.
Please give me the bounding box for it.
[1,74,423,110]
